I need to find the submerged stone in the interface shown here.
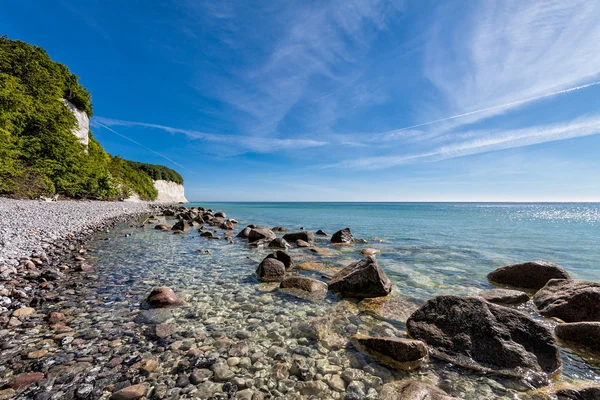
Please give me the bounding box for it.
[328,256,392,298]
[488,260,571,290]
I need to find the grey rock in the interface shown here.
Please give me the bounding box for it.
[331,228,354,244]
[488,260,571,290]
[481,288,529,305]
[328,256,392,298]
[534,279,600,322]
[555,322,600,352]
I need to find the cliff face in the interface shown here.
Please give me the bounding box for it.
[153,180,188,203]
[64,99,90,150]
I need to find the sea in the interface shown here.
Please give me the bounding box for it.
[85,202,600,398]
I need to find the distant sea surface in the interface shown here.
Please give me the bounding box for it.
[193,202,600,301]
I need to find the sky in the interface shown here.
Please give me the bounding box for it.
[2,0,600,202]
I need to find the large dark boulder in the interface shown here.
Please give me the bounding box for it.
[171,220,190,232]
[268,238,291,249]
[256,258,286,282]
[354,336,428,370]
[214,211,226,218]
[487,260,571,290]
[529,383,600,400]
[328,256,392,298]
[247,227,276,243]
[146,287,182,308]
[380,380,458,400]
[283,231,315,244]
[555,322,600,352]
[330,228,354,244]
[265,250,295,270]
[481,288,529,305]
[406,295,561,378]
[236,226,252,238]
[534,280,600,322]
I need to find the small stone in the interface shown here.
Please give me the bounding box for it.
[133,358,159,373]
[0,389,15,400]
[146,286,182,307]
[212,363,235,381]
[48,312,65,324]
[327,375,346,392]
[110,384,147,400]
[12,307,35,317]
[8,372,45,390]
[27,349,48,359]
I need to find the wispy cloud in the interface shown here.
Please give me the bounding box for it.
[92,117,328,153]
[328,115,600,169]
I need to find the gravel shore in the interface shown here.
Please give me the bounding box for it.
[0,198,151,267]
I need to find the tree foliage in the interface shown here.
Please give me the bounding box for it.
[0,37,183,200]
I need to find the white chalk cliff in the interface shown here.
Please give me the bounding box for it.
[63,99,90,150]
[153,180,188,203]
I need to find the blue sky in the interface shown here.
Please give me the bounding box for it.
[3,1,600,201]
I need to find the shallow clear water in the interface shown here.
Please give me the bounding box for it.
[82,202,600,398]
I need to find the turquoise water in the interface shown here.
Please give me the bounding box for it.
[79,202,600,398]
[195,202,600,301]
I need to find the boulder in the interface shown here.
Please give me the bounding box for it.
[283,231,315,244]
[272,226,289,232]
[316,229,328,236]
[220,221,235,230]
[406,295,561,378]
[280,277,328,294]
[361,248,380,256]
[380,380,458,400]
[236,227,252,238]
[154,224,171,231]
[296,239,310,248]
[331,228,354,244]
[171,220,190,232]
[200,231,214,238]
[214,211,226,218]
[248,227,276,243]
[354,336,428,370]
[256,258,286,282]
[534,279,600,322]
[146,286,182,308]
[265,251,295,270]
[268,238,291,249]
[480,288,529,305]
[529,382,600,400]
[555,322,600,352]
[487,260,571,290]
[328,256,392,298]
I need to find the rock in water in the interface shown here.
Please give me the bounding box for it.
[316,229,328,236]
[110,384,147,400]
[236,226,252,238]
[247,227,276,243]
[280,277,328,294]
[328,256,392,298]
[534,279,600,322]
[256,258,286,282]
[555,322,600,352]
[481,288,529,305]
[331,228,354,244]
[154,224,171,231]
[214,211,226,218]
[171,219,190,232]
[265,250,295,270]
[379,380,458,400]
[529,382,600,400]
[354,336,428,370]
[406,295,561,378]
[296,239,310,247]
[283,231,315,244]
[268,238,291,249]
[146,286,182,308]
[487,260,571,290]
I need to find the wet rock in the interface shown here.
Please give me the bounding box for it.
[406,295,561,378]
[272,226,289,232]
[0,389,15,400]
[265,250,295,270]
[268,238,290,249]
[283,231,315,244]
[200,231,214,238]
[481,288,529,305]
[27,349,48,359]
[8,372,45,390]
[133,358,159,373]
[529,382,600,400]
[488,260,571,290]
[354,335,428,370]
[154,224,172,231]
[214,211,226,218]
[331,228,354,244]
[296,239,310,248]
[316,229,328,236]
[110,384,147,400]
[534,280,600,322]
[357,296,418,322]
[281,276,327,293]
[236,227,252,238]
[327,375,346,392]
[172,220,190,232]
[555,322,600,352]
[135,308,174,324]
[147,323,179,339]
[379,380,458,400]
[12,306,35,317]
[248,227,276,243]
[361,248,380,256]
[48,311,65,324]
[328,256,392,298]
[256,258,286,282]
[220,221,235,230]
[146,286,182,308]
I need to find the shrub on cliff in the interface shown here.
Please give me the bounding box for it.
[0,36,182,200]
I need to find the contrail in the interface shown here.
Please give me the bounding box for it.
[377,80,600,136]
[93,121,197,175]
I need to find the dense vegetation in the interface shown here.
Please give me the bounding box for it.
[0,37,182,200]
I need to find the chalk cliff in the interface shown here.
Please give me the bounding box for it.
[153,180,188,203]
[64,99,90,150]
